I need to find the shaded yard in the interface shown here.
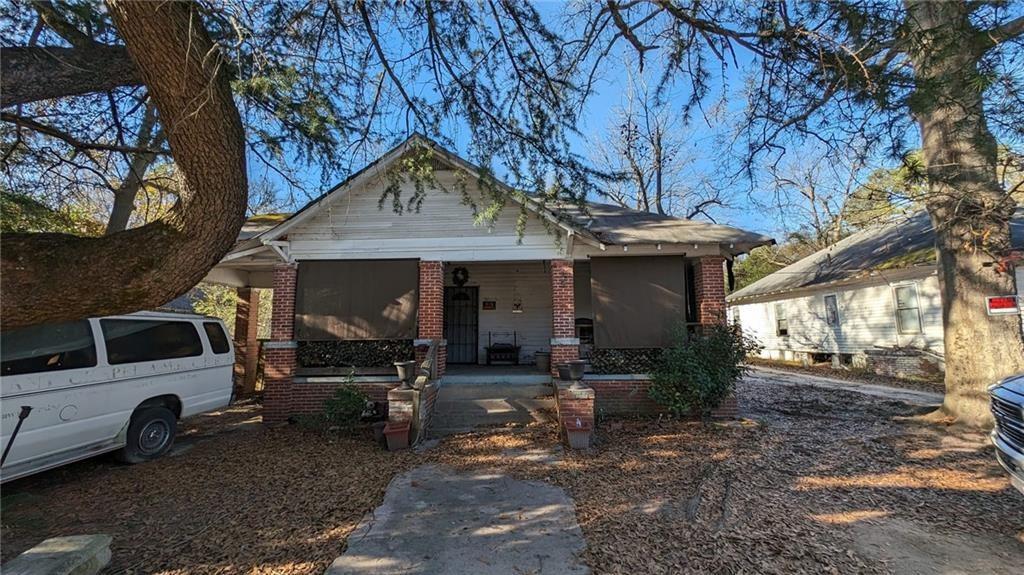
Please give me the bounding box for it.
[2,379,1022,574]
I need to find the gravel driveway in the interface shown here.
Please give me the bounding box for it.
[2,375,1022,574]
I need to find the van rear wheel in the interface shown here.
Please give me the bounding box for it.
[118,407,176,463]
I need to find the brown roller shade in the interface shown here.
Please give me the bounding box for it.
[296,260,417,340]
[590,256,686,348]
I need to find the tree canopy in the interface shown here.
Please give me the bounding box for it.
[3,0,1023,425]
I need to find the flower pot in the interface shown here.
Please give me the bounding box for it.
[557,365,572,381]
[566,360,586,380]
[394,360,418,388]
[372,421,388,447]
[564,418,592,450]
[383,421,411,451]
[535,351,551,373]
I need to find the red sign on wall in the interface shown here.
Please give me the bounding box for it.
[987,295,1021,315]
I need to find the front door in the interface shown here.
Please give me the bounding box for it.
[444,287,479,364]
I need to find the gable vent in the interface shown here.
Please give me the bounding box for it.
[429,158,454,171]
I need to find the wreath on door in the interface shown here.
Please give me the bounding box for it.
[452,266,470,287]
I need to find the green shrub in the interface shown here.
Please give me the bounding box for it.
[649,324,760,420]
[298,385,370,432]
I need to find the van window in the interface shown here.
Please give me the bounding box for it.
[203,322,231,354]
[101,319,203,364]
[1,320,97,376]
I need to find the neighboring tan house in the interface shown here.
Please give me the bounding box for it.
[205,134,772,424]
[727,210,1024,379]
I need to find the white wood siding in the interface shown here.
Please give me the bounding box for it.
[731,275,944,359]
[287,172,566,261]
[444,262,552,364]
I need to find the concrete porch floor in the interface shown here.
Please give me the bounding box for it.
[442,364,552,385]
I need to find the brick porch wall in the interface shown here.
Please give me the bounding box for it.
[289,381,397,416]
[263,263,297,424]
[550,259,579,374]
[417,260,446,376]
[556,385,596,428]
[587,377,738,419]
[694,256,727,324]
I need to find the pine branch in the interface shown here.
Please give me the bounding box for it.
[1,112,169,155]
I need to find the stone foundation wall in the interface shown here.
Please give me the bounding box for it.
[863,349,943,381]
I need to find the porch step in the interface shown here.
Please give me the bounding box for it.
[429,383,556,438]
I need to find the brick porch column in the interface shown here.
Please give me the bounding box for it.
[416,260,446,376]
[233,287,261,396]
[549,259,579,375]
[263,263,297,424]
[694,256,727,325]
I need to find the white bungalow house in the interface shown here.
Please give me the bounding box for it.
[204,134,772,425]
[727,210,1024,379]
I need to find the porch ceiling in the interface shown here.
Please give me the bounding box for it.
[204,248,278,288]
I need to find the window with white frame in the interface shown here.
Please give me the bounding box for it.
[824,294,839,326]
[774,303,789,337]
[894,285,922,334]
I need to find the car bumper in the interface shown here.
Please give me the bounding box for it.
[991,431,1024,495]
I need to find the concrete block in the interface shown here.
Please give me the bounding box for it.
[2,535,112,575]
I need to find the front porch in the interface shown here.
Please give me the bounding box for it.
[212,254,730,430]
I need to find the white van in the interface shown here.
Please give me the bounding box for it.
[1,311,234,482]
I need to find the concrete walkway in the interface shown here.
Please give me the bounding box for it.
[746,366,943,406]
[327,465,589,575]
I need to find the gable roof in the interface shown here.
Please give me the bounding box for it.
[233,133,773,257]
[727,209,1024,303]
[549,200,773,254]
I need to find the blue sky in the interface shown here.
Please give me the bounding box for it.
[247,5,915,243]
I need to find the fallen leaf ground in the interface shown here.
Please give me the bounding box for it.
[2,379,1022,574]
[747,356,944,394]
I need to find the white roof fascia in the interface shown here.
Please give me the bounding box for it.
[259,139,417,242]
[221,245,273,262]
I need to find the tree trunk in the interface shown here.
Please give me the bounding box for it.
[0,45,139,107]
[0,1,246,329]
[106,101,163,234]
[906,0,1024,427]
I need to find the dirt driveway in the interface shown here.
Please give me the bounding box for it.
[2,377,1022,574]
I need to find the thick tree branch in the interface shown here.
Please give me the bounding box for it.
[30,0,98,48]
[0,45,140,107]
[983,14,1024,45]
[1,0,246,328]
